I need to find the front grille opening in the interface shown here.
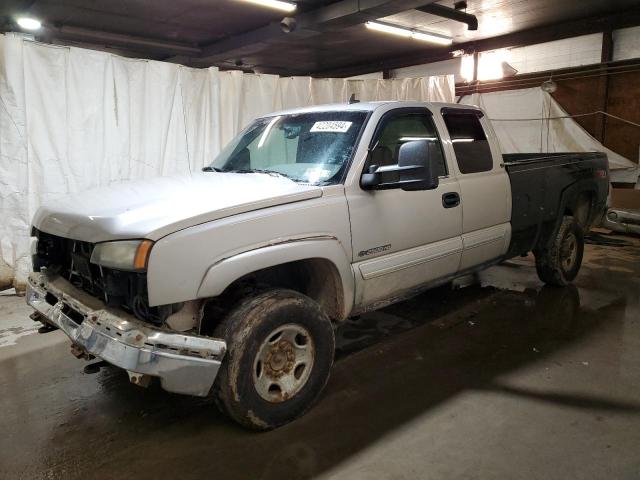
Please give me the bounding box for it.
[45,292,58,306]
[34,229,162,326]
[60,303,85,325]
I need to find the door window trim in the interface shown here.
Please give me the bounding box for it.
[440,107,494,175]
[440,106,484,118]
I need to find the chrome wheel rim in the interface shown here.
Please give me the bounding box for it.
[253,324,315,403]
[561,232,578,271]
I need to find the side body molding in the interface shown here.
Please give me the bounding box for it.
[196,238,356,320]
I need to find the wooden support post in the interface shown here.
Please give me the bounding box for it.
[595,28,613,143]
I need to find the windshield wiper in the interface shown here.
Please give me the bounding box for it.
[229,169,292,179]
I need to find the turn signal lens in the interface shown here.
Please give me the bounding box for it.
[134,240,154,270]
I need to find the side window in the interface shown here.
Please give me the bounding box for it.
[441,111,493,174]
[365,112,447,180]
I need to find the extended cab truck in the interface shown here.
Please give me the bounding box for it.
[26,101,608,429]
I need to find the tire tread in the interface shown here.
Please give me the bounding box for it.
[535,216,584,286]
[212,289,334,430]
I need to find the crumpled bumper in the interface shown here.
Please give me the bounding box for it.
[601,208,640,235]
[26,272,226,397]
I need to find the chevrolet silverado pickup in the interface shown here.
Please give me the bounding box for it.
[26,101,608,429]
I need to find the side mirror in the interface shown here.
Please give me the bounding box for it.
[360,164,380,189]
[397,141,439,191]
[360,141,439,191]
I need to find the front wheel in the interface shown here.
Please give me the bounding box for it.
[534,216,585,286]
[212,289,335,430]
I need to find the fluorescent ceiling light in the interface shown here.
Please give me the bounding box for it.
[366,21,452,46]
[366,21,411,38]
[241,0,297,12]
[16,17,41,30]
[452,138,474,143]
[411,30,453,46]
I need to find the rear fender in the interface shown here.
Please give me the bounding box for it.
[539,179,599,250]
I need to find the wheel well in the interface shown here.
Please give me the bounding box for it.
[564,191,595,229]
[201,259,345,334]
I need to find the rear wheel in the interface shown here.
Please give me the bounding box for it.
[534,216,584,286]
[212,289,335,430]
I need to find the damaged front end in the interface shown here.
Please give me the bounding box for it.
[28,229,227,396]
[32,229,171,325]
[26,272,226,396]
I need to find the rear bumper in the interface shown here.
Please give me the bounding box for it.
[26,272,226,397]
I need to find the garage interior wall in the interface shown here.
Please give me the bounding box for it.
[392,28,640,167]
[0,32,455,290]
[509,27,640,166]
[391,32,609,82]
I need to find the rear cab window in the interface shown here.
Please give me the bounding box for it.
[441,109,493,174]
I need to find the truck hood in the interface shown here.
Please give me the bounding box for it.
[33,173,322,243]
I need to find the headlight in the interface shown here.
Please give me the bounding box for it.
[90,240,154,271]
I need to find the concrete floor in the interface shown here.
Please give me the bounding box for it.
[1,234,639,480]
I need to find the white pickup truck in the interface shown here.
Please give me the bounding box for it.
[27,101,608,429]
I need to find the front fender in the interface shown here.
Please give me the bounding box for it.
[196,238,355,319]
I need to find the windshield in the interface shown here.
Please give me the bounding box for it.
[208,111,368,185]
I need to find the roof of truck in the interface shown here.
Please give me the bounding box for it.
[265,101,481,117]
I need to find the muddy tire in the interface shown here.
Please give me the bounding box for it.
[212,289,335,430]
[534,216,584,287]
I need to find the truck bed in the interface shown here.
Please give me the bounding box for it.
[503,152,609,258]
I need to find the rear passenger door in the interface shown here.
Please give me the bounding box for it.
[440,108,511,271]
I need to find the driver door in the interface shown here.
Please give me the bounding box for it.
[347,108,463,309]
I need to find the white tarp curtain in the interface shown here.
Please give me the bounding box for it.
[459,88,639,182]
[0,32,454,289]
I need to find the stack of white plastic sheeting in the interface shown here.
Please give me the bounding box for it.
[459,88,639,183]
[0,33,454,289]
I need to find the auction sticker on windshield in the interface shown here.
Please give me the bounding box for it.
[310,121,353,133]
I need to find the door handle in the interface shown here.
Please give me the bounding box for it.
[442,192,460,208]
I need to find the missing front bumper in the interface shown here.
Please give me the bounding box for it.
[26,272,226,397]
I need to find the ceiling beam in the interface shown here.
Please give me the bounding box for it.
[48,25,201,56]
[312,7,640,78]
[416,4,478,31]
[197,0,440,63]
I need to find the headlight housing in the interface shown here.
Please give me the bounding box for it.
[90,239,154,271]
